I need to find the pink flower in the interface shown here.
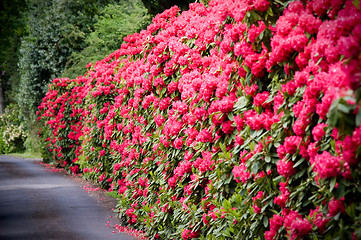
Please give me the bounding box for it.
[253,0,270,12]
[173,101,188,114]
[168,176,178,188]
[99,173,106,182]
[265,214,284,240]
[328,198,345,217]
[232,163,250,183]
[193,151,214,173]
[193,107,207,120]
[159,97,171,110]
[253,91,270,108]
[196,129,213,142]
[277,158,296,178]
[289,218,313,239]
[167,81,178,93]
[218,96,234,113]
[283,136,302,155]
[307,142,320,158]
[292,118,310,136]
[173,137,184,149]
[202,213,210,225]
[222,121,235,135]
[174,160,192,178]
[274,182,289,208]
[154,114,166,127]
[99,150,106,156]
[234,115,245,131]
[310,207,329,232]
[182,229,199,240]
[312,151,340,179]
[312,123,327,141]
[113,163,121,174]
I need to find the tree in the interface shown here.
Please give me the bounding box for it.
[62,0,151,79]
[16,0,117,119]
[0,0,27,112]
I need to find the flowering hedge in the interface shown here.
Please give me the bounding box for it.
[37,0,361,239]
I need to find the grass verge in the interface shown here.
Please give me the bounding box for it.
[9,151,42,159]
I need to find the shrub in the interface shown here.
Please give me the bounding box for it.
[38,0,361,239]
[0,104,28,153]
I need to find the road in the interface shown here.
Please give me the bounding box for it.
[0,155,136,240]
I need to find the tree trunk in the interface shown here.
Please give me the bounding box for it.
[0,81,4,114]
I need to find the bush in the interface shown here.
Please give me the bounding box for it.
[0,104,28,153]
[38,0,361,239]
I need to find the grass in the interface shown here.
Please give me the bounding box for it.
[9,151,42,159]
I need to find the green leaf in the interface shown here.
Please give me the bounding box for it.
[251,161,260,174]
[356,109,361,127]
[354,0,360,9]
[338,103,352,114]
[263,216,269,227]
[220,142,227,153]
[293,158,304,168]
[335,182,345,199]
[227,112,234,121]
[330,177,337,192]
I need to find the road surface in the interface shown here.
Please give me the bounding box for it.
[0,155,136,240]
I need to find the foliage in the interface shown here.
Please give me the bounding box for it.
[140,0,195,15]
[62,0,151,79]
[16,0,125,120]
[38,0,361,239]
[0,104,28,154]
[0,0,27,106]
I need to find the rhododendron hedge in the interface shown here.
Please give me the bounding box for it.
[37,0,361,239]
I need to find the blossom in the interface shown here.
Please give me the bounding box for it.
[159,97,171,110]
[99,150,106,157]
[328,198,345,217]
[182,229,199,240]
[196,129,213,143]
[312,123,327,141]
[218,96,234,113]
[289,217,313,239]
[168,176,178,188]
[222,121,235,134]
[173,137,184,149]
[265,214,284,240]
[174,160,192,178]
[277,158,296,178]
[274,182,289,208]
[283,136,302,155]
[253,91,270,108]
[253,0,270,12]
[193,151,214,173]
[310,207,329,232]
[312,151,340,179]
[232,163,250,183]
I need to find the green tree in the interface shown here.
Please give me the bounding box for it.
[0,0,27,112]
[62,0,151,79]
[16,0,116,119]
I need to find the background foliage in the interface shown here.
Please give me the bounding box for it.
[0,0,173,152]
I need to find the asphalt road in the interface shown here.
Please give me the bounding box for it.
[0,155,136,240]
